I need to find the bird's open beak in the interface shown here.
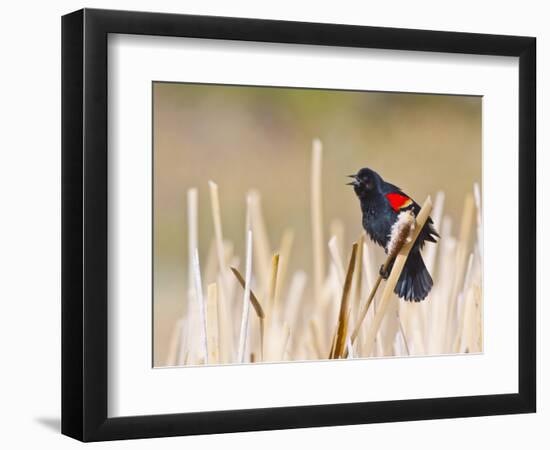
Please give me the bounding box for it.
[346,174,358,186]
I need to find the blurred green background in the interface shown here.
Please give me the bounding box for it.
[153,82,481,365]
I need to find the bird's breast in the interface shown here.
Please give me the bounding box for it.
[362,206,392,250]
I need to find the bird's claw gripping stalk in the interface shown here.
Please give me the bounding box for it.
[379,264,390,280]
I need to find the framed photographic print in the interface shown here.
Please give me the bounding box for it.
[61,8,536,442]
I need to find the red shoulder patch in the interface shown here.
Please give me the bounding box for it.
[385,193,413,212]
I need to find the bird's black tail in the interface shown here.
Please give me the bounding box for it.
[395,251,433,302]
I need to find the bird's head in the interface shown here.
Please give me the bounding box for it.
[347,167,380,197]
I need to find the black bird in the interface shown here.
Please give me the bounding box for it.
[348,167,439,301]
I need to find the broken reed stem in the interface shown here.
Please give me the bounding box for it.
[176,318,188,366]
[309,320,323,359]
[473,183,483,262]
[398,313,411,356]
[280,323,291,360]
[263,254,280,359]
[345,330,354,358]
[192,248,208,364]
[353,234,364,318]
[427,216,454,355]
[186,188,198,312]
[181,188,198,363]
[237,230,253,363]
[424,190,445,274]
[328,329,337,359]
[362,242,376,304]
[262,254,281,360]
[285,270,307,331]
[275,229,294,306]
[348,258,387,347]
[453,252,475,353]
[206,283,219,364]
[204,239,218,286]
[230,268,265,319]
[166,319,183,366]
[258,318,265,362]
[332,243,358,358]
[208,180,229,300]
[249,190,272,292]
[445,193,475,351]
[311,139,325,303]
[230,266,266,362]
[362,197,433,357]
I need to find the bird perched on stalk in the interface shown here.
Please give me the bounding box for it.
[348,168,439,301]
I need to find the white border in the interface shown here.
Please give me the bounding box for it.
[108,34,518,417]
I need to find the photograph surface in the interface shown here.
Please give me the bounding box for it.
[153,82,482,367]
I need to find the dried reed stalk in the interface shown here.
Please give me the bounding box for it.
[309,320,323,358]
[249,190,272,292]
[348,262,384,346]
[330,219,345,259]
[181,188,199,363]
[177,316,192,366]
[192,248,208,363]
[275,229,294,305]
[458,286,477,353]
[186,188,198,306]
[444,194,475,350]
[206,283,219,364]
[231,266,265,362]
[332,243,358,358]
[328,329,337,359]
[311,139,325,303]
[427,216,455,355]
[362,197,433,357]
[362,241,376,295]
[208,181,228,297]
[474,285,483,352]
[280,323,291,360]
[208,181,231,362]
[260,254,281,360]
[230,268,266,319]
[285,270,307,331]
[397,313,410,356]
[204,239,218,286]
[453,253,474,353]
[473,182,483,263]
[237,229,253,363]
[166,319,183,366]
[328,236,346,286]
[424,191,445,274]
[268,254,280,316]
[352,234,364,321]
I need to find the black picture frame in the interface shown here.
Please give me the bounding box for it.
[61,8,536,442]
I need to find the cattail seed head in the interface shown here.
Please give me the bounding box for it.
[386,210,416,260]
